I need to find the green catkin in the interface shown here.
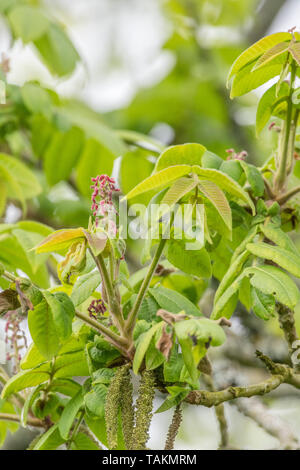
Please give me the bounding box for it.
[164,404,183,450]
[120,368,135,450]
[105,365,128,449]
[132,369,155,450]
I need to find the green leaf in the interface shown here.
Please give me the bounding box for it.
[120,149,155,205]
[71,271,100,307]
[214,250,250,304]
[246,242,300,277]
[44,127,84,186]
[123,165,191,201]
[166,238,212,278]
[245,265,300,309]
[230,58,285,98]
[33,424,66,450]
[137,295,160,323]
[76,138,114,197]
[1,365,50,398]
[155,144,206,172]
[8,5,49,42]
[161,177,197,207]
[174,318,226,382]
[71,432,100,450]
[0,399,19,445]
[251,287,275,320]
[53,349,89,378]
[211,273,243,320]
[198,180,232,230]
[21,384,44,427]
[84,384,107,418]
[227,32,293,83]
[21,82,52,116]
[163,347,184,382]
[21,343,48,370]
[201,150,223,169]
[43,291,74,341]
[58,390,84,440]
[289,42,300,66]
[34,23,79,77]
[0,153,42,200]
[256,82,289,135]
[149,285,202,317]
[219,160,243,182]
[260,223,300,256]
[252,42,290,71]
[28,299,61,359]
[191,165,255,213]
[133,322,162,374]
[240,162,264,197]
[0,179,7,216]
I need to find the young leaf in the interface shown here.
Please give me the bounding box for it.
[123,165,192,201]
[155,144,206,172]
[289,42,300,66]
[166,239,212,278]
[252,42,290,71]
[35,228,86,254]
[198,180,232,230]
[227,32,293,83]
[246,242,300,278]
[191,165,255,213]
[161,177,197,207]
[230,60,284,98]
[133,322,163,374]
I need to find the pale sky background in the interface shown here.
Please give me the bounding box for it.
[1,0,299,113]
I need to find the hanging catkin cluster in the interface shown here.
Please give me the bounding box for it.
[105,365,129,449]
[120,367,135,450]
[132,369,156,450]
[164,404,183,450]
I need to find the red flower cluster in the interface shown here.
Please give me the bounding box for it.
[90,175,120,217]
[226,148,248,161]
[88,299,107,318]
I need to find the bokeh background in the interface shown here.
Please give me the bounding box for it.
[1,0,300,450]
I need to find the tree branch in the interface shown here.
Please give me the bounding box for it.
[0,413,42,427]
[233,397,299,449]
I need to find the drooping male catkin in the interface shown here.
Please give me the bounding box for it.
[120,367,135,450]
[164,404,182,450]
[132,369,155,450]
[105,365,128,449]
